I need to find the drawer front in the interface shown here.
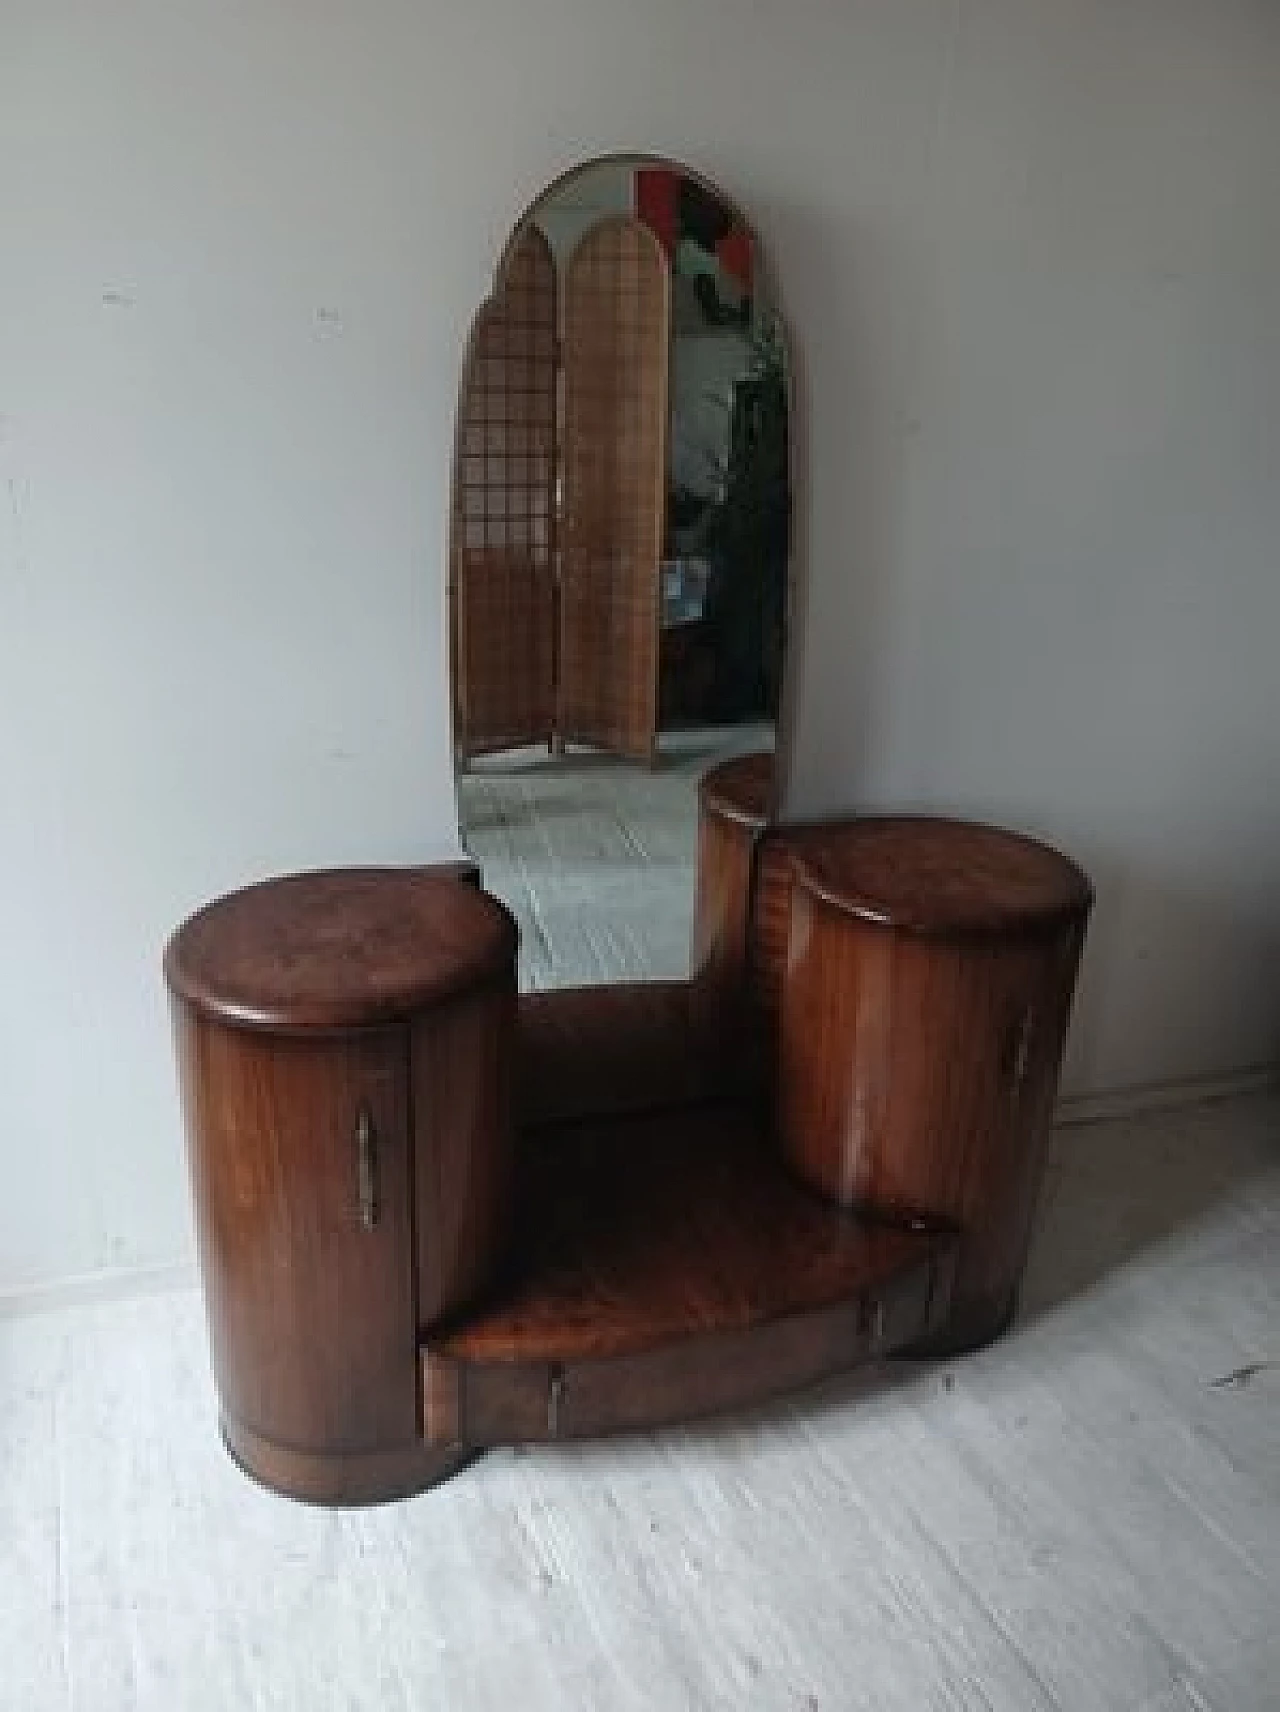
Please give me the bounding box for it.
[177,1015,417,1454]
[420,1242,954,1447]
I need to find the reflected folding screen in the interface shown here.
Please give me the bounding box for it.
[559,217,669,764]
[451,227,559,759]
[451,215,670,766]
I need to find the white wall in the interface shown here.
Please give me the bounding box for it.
[3,0,1278,1296]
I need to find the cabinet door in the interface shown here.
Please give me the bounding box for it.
[179,1019,417,1454]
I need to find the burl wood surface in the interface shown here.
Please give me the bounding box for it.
[421,1100,956,1445]
[165,867,517,1033]
[696,750,776,830]
[777,819,1091,1351]
[793,816,1093,937]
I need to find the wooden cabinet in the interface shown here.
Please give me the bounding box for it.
[166,813,1091,1503]
[689,751,774,1085]
[174,1022,415,1454]
[166,868,517,1503]
[420,1103,955,1447]
[690,782,1094,1354]
[774,819,1092,1352]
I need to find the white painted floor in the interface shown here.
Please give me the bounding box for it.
[4,1092,1277,1711]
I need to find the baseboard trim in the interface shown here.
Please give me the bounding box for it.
[1053,1064,1278,1129]
[0,1259,198,1321]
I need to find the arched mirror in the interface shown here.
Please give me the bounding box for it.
[450,155,792,990]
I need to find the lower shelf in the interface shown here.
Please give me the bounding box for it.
[421,1101,957,1446]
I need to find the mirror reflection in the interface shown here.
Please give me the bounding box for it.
[451,156,791,989]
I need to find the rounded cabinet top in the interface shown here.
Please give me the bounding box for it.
[698,751,775,832]
[165,868,517,1032]
[792,817,1092,939]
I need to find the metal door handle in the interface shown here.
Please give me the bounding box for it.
[355,1107,379,1230]
[1001,1006,1035,1094]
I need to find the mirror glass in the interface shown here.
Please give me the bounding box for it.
[450,155,791,990]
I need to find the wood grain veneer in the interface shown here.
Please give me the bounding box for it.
[519,980,722,1128]
[166,865,517,1502]
[165,867,515,1033]
[421,1100,956,1445]
[689,751,775,1084]
[776,818,1092,1352]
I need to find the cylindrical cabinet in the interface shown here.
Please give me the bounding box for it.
[689,751,774,1083]
[776,819,1092,1353]
[165,867,518,1503]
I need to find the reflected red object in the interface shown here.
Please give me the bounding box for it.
[634,166,753,290]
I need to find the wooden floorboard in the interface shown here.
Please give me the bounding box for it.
[3,1090,1276,1710]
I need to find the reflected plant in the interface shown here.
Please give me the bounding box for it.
[689,321,790,717]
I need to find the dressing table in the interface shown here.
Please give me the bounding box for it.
[166,758,1089,1503]
[164,155,1091,1503]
